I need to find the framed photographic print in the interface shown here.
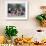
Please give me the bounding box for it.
[5,1,28,20]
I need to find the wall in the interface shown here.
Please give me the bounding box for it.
[0,0,46,41]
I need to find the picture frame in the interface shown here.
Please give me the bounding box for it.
[5,0,28,20]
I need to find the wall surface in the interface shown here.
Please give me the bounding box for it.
[0,0,46,41]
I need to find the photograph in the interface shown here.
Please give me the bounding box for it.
[5,1,28,20]
[8,4,25,17]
